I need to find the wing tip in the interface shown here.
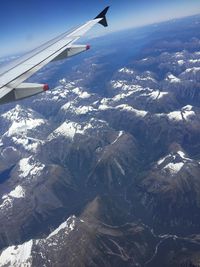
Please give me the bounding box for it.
[95,6,110,27]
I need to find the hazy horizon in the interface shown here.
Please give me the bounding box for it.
[1,0,200,57]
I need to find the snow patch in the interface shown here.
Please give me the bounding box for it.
[12,136,40,152]
[157,156,167,166]
[2,105,45,137]
[158,151,192,168]
[72,87,82,95]
[2,185,25,199]
[177,150,192,161]
[114,159,125,176]
[0,240,33,267]
[75,105,94,115]
[50,121,93,140]
[158,92,168,99]
[136,75,156,82]
[98,104,111,110]
[189,59,200,64]
[164,162,184,174]
[116,104,147,117]
[0,177,26,211]
[167,111,182,121]
[52,121,82,139]
[79,91,91,99]
[177,60,184,65]
[118,67,134,74]
[111,131,123,145]
[19,157,44,178]
[61,102,95,115]
[113,91,133,101]
[148,90,168,100]
[166,74,180,83]
[177,151,185,158]
[182,105,195,120]
[0,197,13,210]
[111,80,143,93]
[185,67,200,73]
[111,80,126,89]
[47,215,76,239]
[175,52,185,59]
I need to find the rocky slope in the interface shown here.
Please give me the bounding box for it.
[0,197,158,267]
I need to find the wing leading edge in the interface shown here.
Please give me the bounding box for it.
[0,6,110,104]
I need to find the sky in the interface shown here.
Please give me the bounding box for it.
[0,0,200,57]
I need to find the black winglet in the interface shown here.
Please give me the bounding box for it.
[95,6,110,27]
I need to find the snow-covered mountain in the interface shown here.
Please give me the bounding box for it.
[0,15,200,267]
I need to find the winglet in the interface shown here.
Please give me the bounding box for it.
[95,6,110,27]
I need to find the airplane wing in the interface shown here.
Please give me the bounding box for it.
[0,6,109,104]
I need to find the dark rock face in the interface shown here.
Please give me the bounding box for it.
[141,148,200,234]
[0,197,158,267]
[1,15,200,267]
[30,198,157,267]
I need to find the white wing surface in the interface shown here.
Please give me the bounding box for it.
[0,6,109,104]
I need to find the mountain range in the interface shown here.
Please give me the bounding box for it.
[0,14,200,267]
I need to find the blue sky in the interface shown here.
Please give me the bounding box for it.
[1,0,200,56]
